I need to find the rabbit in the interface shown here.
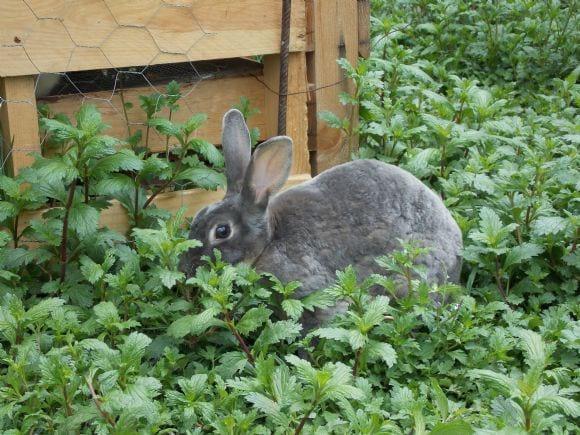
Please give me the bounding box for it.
[179,109,463,330]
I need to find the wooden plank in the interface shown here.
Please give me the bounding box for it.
[16,174,311,237]
[0,0,306,77]
[39,75,266,153]
[0,76,41,176]
[262,52,310,175]
[312,0,359,172]
[305,0,315,52]
[358,0,371,58]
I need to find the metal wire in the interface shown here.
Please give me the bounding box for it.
[277,0,292,135]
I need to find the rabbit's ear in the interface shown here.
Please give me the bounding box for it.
[242,136,292,207]
[222,109,251,195]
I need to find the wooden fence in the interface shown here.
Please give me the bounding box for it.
[0,0,370,232]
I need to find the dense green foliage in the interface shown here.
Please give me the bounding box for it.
[0,1,579,433]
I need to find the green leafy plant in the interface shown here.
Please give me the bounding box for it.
[0,1,578,433]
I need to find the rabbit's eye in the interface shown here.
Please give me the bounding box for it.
[215,224,231,239]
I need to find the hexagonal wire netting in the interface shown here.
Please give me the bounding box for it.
[0,0,265,179]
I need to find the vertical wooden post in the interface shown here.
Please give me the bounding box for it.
[263,52,311,175]
[358,0,371,58]
[0,76,41,176]
[310,0,359,173]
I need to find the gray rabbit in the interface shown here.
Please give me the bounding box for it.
[179,109,462,329]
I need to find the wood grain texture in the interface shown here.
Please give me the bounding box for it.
[263,52,311,175]
[311,0,359,172]
[358,0,371,58]
[16,174,311,237]
[0,76,41,175]
[39,75,266,153]
[0,0,306,77]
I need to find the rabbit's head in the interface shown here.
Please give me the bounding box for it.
[179,109,293,276]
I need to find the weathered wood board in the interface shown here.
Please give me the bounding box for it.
[0,76,41,176]
[0,0,306,77]
[39,75,267,153]
[312,0,360,172]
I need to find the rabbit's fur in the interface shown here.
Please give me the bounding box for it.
[180,109,463,329]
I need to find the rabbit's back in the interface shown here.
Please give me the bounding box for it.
[256,160,462,306]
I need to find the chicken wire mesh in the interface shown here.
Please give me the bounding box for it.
[0,0,270,175]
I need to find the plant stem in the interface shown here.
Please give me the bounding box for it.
[142,145,186,209]
[83,165,89,204]
[62,385,72,417]
[224,311,255,365]
[134,179,140,227]
[12,215,19,248]
[440,139,446,177]
[353,348,363,376]
[118,83,132,137]
[165,109,173,159]
[295,400,318,435]
[145,125,150,153]
[60,180,77,283]
[86,377,116,427]
[142,176,173,210]
[493,256,509,305]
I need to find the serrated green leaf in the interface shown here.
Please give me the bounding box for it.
[281,299,303,320]
[430,420,474,435]
[503,243,544,270]
[68,203,99,238]
[236,306,272,335]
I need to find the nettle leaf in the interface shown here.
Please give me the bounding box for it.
[191,139,224,167]
[158,268,185,289]
[511,328,548,368]
[365,340,397,367]
[119,332,152,364]
[314,327,351,343]
[301,289,336,311]
[349,330,367,350]
[80,256,105,284]
[319,111,348,130]
[0,175,20,198]
[245,392,285,423]
[535,395,580,418]
[95,174,135,196]
[503,243,544,270]
[76,104,106,134]
[94,301,120,324]
[4,247,53,268]
[255,320,302,349]
[93,149,143,174]
[167,307,221,338]
[0,201,17,222]
[35,157,79,184]
[183,113,208,136]
[469,369,518,397]
[149,118,181,137]
[430,420,474,435]
[531,216,569,236]
[281,299,303,320]
[430,378,449,420]
[26,298,65,323]
[470,207,516,248]
[236,306,272,335]
[68,203,99,237]
[400,63,434,83]
[473,174,497,194]
[42,117,81,142]
[361,295,390,330]
[176,167,225,189]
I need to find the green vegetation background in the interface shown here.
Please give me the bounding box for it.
[0,1,578,433]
